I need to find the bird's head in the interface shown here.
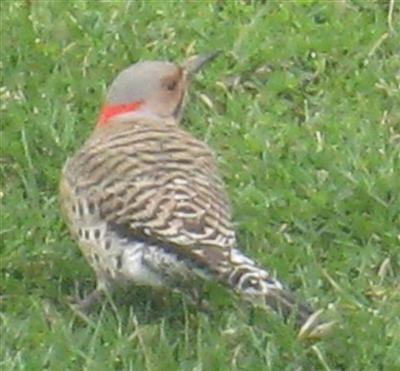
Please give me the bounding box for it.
[97,52,219,127]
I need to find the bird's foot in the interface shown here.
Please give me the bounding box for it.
[69,281,105,317]
[73,289,104,313]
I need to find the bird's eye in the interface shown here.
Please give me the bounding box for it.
[166,81,177,91]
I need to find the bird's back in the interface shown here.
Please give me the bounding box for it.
[60,116,236,287]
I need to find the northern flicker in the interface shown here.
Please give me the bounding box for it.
[60,53,331,339]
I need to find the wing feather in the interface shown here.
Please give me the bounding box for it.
[62,119,236,261]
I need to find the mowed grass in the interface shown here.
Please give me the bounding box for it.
[1,1,399,370]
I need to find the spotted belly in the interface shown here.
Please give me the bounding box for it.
[75,224,203,290]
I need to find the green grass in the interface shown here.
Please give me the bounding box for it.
[1,1,399,370]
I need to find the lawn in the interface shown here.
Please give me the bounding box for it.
[1,1,399,370]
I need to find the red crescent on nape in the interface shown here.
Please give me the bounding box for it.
[97,100,144,127]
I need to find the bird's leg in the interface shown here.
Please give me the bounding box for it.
[71,279,109,314]
[178,283,213,315]
[73,288,104,313]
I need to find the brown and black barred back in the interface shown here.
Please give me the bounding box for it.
[62,117,235,249]
[60,115,318,331]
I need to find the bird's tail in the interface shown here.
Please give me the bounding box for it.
[217,249,331,338]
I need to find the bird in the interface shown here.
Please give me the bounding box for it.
[60,52,331,339]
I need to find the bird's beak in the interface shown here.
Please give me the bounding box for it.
[183,51,220,75]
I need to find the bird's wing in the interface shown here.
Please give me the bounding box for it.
[63,120,236,268]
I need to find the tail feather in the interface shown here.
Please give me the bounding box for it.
[220,249,319,330]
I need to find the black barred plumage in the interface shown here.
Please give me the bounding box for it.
[60,55,331,339]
